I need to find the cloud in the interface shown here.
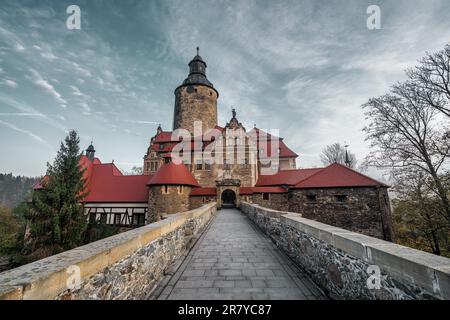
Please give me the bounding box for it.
[29,68,67,107]
[0,93,67,132]
[125,120,160,125]
[0,119,51,147]
[2,79,18,88]
[0,112,44,117]
[14,43,25,52]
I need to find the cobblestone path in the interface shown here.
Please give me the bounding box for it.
[154,208,326,300]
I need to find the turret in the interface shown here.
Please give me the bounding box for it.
[86,142,95,162]
[146,158,199,222]
[173,47,218,134]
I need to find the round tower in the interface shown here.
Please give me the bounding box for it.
[173,47,218,134]
[146,160,199,222]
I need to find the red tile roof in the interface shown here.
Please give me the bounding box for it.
[239,187,253,195]
[292,163,388,189]
[190,187,217,196]
[249,127,298,158]
[84,163,150,203]
[256,168,322,186]
[153,131,177,143]
[251,186,288,193]
[147,162,199,187]
[33,155,101,190]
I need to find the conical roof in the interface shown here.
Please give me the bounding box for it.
[147,162,199,187]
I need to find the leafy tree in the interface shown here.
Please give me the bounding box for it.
[23,130,88,261]
[320,143,357,168]
[0,205,20,255]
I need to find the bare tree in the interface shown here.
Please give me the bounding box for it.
[407,44,450,118]
[362,82,450,222]
[320,143,357,168]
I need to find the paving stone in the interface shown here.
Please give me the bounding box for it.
[256,269,274,277]
[213,280,235,288]
[159,208,325,300]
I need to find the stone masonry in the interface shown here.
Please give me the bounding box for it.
[173,85,218,134]
[288,187,393,240]
[240,202,450,300]
[0,203,216,300]
[148,185,192,222]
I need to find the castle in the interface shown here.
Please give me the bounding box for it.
[36,49,394,241]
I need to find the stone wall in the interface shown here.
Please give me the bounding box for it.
[148,185,192,222]
[240,202,450,300]
[288,187,393,241]
[251,192,289,211]
[173,85,217,134]
[189,195,216,210]
[0,203,216,300]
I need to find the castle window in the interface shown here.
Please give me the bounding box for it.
[162,185,169,194]
[335,195,347,202]
[196,160,203,170]
[262,193,270,200]
[306,194,317,202]
[114,214,121,225]
[178,186,183,194]
[204,160,211,170]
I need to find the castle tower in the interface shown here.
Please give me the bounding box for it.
[146,159,199,222]
[173,47,218,134]
[86,142,95,162]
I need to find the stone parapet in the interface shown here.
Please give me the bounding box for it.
[0,203,216,300]
[240,202,450,300]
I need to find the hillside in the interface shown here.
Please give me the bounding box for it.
[0,173,39,208]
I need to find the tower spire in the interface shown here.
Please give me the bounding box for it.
[344,144,351,167]
[86,141,96,162]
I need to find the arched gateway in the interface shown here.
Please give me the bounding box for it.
[221,189,236,207]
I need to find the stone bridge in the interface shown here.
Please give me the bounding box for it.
[0,202,449,300]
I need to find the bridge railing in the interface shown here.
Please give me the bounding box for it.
[240,201,450,300]
[0,203,216,300]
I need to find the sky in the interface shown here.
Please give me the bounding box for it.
[0,0,450,178]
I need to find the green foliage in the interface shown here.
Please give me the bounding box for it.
[0,173,38,208]
[392,172,450,257]
[393,198,450,257]
[0,205,20,255]
[23,130,88,262]
[83,222,122,244]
